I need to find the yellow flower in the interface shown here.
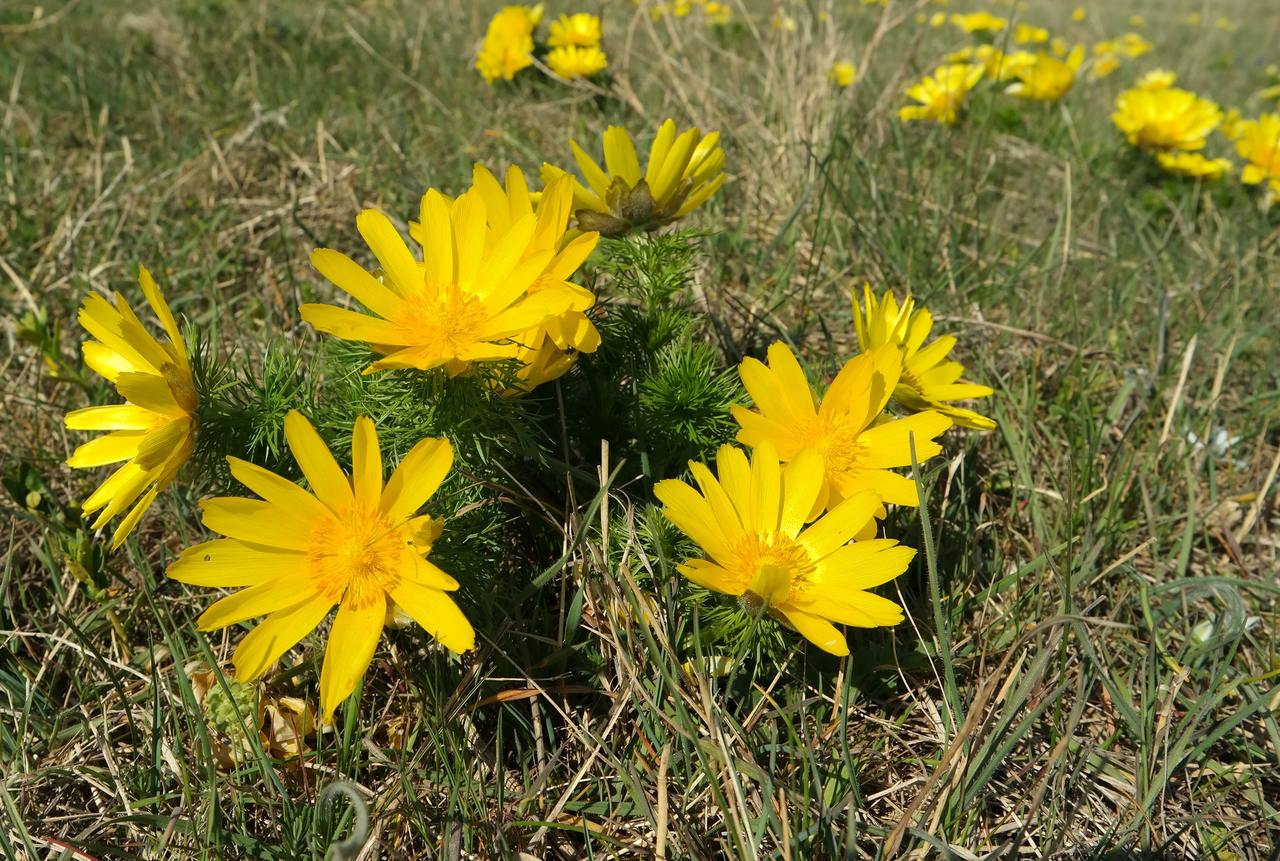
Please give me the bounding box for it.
[732,342,952,509]
[1071,7,1085,22]
[1112,88,1222,151]
[948,45,1029,80]
[474,5,543,83]
[1214,17,1237,32]
[169,412,473,723]
[1005,46,1083,101]
[950,11,1006,33]
[1090,56,1120,80]
[1014,22,1048,44]
[654,443,913,656]
[1049,37,1068,56]
[1116,32,1153,58]
[829,61,856,88]
[541,119,726,237]
[702,1,731,25]
[304,178,590,375]
[460,164,602,391]
[1221,108,1245,141]
[929,11,947,26]
[1128,15,1146,28]
[771,12,797,32]
[1093,40,1116,55]
[1183,13,1202,25]
[853,285,996,431]
[898,63,984,124]
[1136,68,1177,91]
[547,12,602,47]
[547,44,609,79]
[1235,114,1280,194]
[65,268,197,548]
[1155,152,1232,180]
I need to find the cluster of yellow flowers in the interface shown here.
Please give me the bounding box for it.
[64,120,726,722]
[639,0,731,25]
[476,6,608,83]
[656,286,995,656]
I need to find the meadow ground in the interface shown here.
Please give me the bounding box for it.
[2,0,1279,858]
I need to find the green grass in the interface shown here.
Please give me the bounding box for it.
[3,0,1279,858]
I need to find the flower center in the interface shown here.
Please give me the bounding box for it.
[308,507,408,609]
[726,534,816,606]
[393,285,489,356]
[794,415,866,486]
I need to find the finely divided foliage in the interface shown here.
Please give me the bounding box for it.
[4,1,1279,859]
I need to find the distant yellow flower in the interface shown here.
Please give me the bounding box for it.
[1128,15,1146,28]
[1014,22,1048,44]
[1221,108,1245,141]
[1214,17,1237,32]
[1090,56,1120,80]
[1116,32,1153,58]
[1049,37,1068,56]
[1093,39,1116,55]
[1155,152,1232,180]
[732,342,952,509]
[948,45,1030,81]
[1112,88,1222,151]
[771,11,797,32]
[460,164,602,391]
[541,119,726,236]
[1136,69,1177,91]
[547,12,602,47]
[930,11,947,26]
[853,285,996,430]
[829,61,856,88]
[1182,13,1201,25]
[65,268,196,548]
[547,44,609,78]
[702,1,731,24]
[671,0,692,16]
[1235,114,1280,193]
[170,411,473,723]
[305,178,590,375]
[655,443,913,656]
[898,63,984,123]
[1071,7,1085,22]
[950,11,1006,33]
[1005,46,1084,101]
[475,5,543,83]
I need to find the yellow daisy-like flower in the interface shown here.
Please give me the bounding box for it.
[546,44,609,79]
[950,11,1006,33]
[1136,68,1177,91]
[1155,151,1232,180]
[1112,88,1222,152]
[701,1,731,25]
[304,178,589,376]
[461,163,602,391]
[1014,23,1048,44]
[1071,7,1085,22]
[170,411,473,723]
[853,285,996,431]
[829,61,856,88]
[1234,113,1280,194]
[475,4,543,84]
[1115,32,1153,58]
[541,119,726,237]
[732,342,952,510]
[547,12,602,47]
[1005,46,1084,101]
[898,64,984,124]
[655,443,913,656]
[65,267,196,548]
[1090,55,1121,80]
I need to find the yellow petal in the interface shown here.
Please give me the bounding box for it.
[168,539,307,587]
[355,209,422,297]
[198,576,321,631]
[351,417,382,510]
[799,489,881,557]
[780,449,824,534]
[419,189,456,292]
[310,248,403,319]
[66,404,160,432]
[66,430,146,468]
[777,606,848,656]
[110,486,159,548]
[388,579,475,653]
[814,540,915,589]
[299,304,408,346]
[319,598,386,722]
[855,411,952,469]
[226,456,333,521]
[233,595,334,682]
[284,410,354,509]
[381,437,453,524]
[199,497,315,551]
